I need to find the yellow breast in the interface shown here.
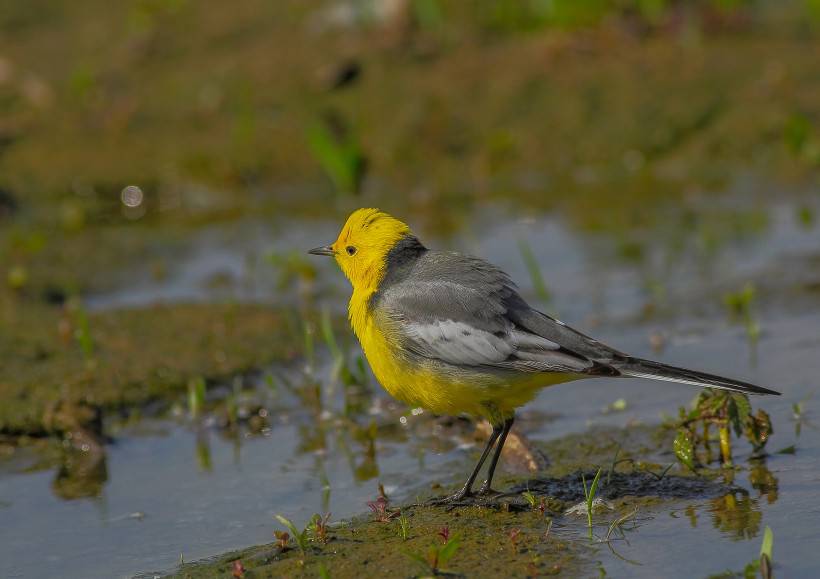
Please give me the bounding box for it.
[350,290,506,418]
[348,289,578,421]
[349,289,422,406]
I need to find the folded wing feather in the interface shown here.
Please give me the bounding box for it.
[376,268,596,374]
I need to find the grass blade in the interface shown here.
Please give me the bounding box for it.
[760,525,773,559]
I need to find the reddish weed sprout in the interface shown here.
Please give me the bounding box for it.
[367,495,397,522]
[437,525,450,544]
[274,530,290,550]
[509,528,521,553]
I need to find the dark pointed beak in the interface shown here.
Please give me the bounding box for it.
[308,245,335,257]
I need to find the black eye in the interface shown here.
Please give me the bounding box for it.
[346,246,357,256]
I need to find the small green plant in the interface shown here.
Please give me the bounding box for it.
[67,298,95,362]
[582,467,603,539]
[320,471,332,512]
[195,432,212,471]
[521,490,537,509]
[263,373,278,396]
[723,283,755,316]
[791,400,809,437]
[317,563,331,579]
[321,308,369,390]
[406,527,461,575]
[188,377,206,419]
[522,490,547,516]
[320,307,343,361]
[517,238,551,303]
[603,507,638,543]
[307,513,332,544]
[758,525,774,578]
[645,463,674,481]
[783,112,818,163]
[722,283,761,345]
[673,429,696,471]
[306,112,367,196]
[275,514,309,555]
[606,446,620,484]
[676,390,773,467]
[797,205,815,229]
[725,525,774,579]
[396,511,410,540]
[784,113,811,155]
[225,378,241,429]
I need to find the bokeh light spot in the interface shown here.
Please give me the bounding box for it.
[121,185,144,208]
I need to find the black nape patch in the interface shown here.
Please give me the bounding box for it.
[383,235,427,274]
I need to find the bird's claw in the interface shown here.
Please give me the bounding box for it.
[424,489,472,506]
[422,486,505,509]
[476,485,500,498]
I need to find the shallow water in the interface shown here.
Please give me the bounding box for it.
[2,180,820,578]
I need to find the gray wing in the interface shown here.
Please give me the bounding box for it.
[374,251,618,375]
[373,248,779,396]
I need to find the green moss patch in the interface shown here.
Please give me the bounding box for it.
[0,302,291,435]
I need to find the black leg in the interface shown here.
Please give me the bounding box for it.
[428,421,503,504]
[477,416,514,496]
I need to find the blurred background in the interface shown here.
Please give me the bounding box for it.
[1,1,820,578]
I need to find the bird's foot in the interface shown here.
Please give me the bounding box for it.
[423,486,506,509]
[476,484,501,498]
[424,488,473,506]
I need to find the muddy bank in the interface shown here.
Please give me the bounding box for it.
[0,302,291,437]
[166,424,755,578]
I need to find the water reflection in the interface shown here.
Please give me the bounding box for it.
[748,460,778,504]
[708,492,763,541]
[195,429,212,472]
[51,448,108,500]
[681,460,779,541]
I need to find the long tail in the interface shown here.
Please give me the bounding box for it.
[613,357,780,396]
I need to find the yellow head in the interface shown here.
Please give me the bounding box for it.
[308,208,413,290]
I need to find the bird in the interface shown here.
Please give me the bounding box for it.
[308,208,780,503]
